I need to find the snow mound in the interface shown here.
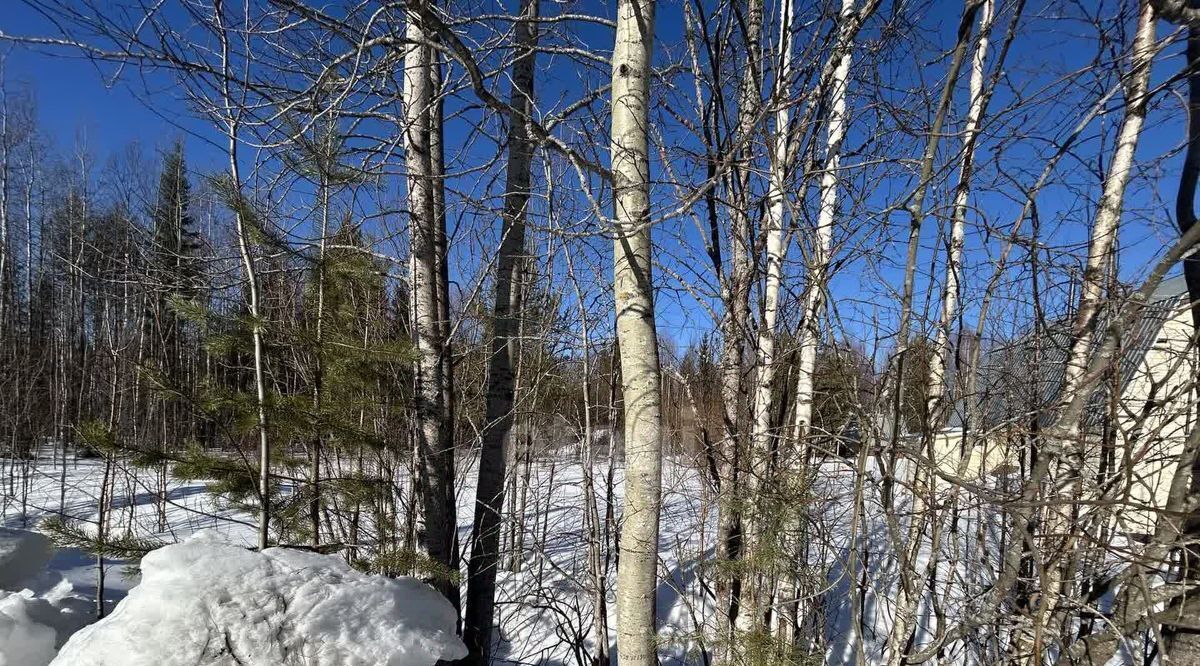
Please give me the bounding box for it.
[0,591,57,666]
[0,529,93,666]
[0,528,53,590]
[0,587,91,665]
[52,536,467,666]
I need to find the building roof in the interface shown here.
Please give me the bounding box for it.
[945,275,1191,432]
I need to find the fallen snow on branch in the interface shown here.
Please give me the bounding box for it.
[52,535,466,666]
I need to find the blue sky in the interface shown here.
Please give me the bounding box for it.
[1,0,1192,356]
[3,3,225,169]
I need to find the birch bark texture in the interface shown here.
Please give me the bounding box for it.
[883,0,982,514]
[1026,1,1158,655]
[927,0,996,419]
[714,0,763,647]
[739,0,793,636]
[793,0,859,442]
[610,0,662,662]
[1057,0,1157,440]
[403,7,457,603]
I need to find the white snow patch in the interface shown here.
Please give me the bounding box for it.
[52,535,467,666]
[0,587,93,665]
[0,591,57,666]
[0,529,94,666]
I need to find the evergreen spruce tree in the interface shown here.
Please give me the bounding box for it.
[145,142,202,448]
[165,214,419,561]
[150,142,201,298]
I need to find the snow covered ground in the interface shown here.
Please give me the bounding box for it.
[0,451,727,664]
[0,458,467,665]
[2,455,257,615]
[0,529,95,666]
[54,536,466,665]
[1,450,1012,665]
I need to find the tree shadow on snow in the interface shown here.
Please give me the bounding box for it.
[109,483,208,510]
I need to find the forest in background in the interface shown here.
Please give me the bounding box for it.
[2,0,1200,664]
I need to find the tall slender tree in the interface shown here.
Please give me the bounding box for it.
[403,2,458,604]
[927,0,998,420]
[610,0,662,661]
[461,0,539,660]
[1026,0,1159,655]
[713,0,763,647]
[740,0,793,639]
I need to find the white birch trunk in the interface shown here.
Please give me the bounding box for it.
[214,0,271,551]
[793,0,856,443]
[881,2,985,658]
[927,0,995,419]
[0,65,9,338]
[403,11,456,601]
[739,0,793,637]
[1026,2,1158,656]
[611,0,662,661]
[883,4,996,661]
[782,0,859,651]
[714,0,762,647]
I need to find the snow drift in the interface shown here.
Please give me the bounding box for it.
[0,528,93,666]
[0,587,93,666]
[52,536,467,666]
[0,590,58,666]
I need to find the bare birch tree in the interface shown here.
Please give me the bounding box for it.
[610,0,662,661]
[926,0,997,420]
[739,0,793,641]
[1024,0,1159,655]
[213,0,272,551]
[403,4,457,602]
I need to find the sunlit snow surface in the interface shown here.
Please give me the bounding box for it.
[0,528,93,666]
[2,452,1034,665]
[52,535,466,665]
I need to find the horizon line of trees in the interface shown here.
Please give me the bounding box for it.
[3,0,1200,664]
